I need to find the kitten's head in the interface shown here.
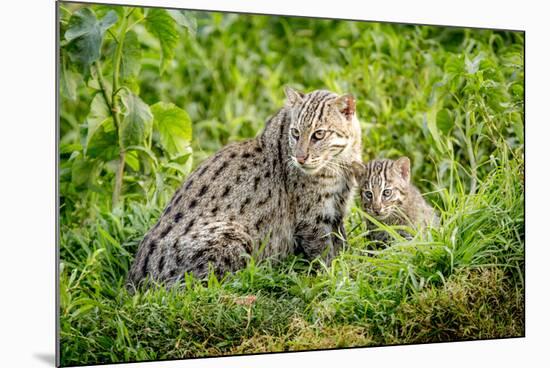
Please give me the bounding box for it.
[284,87,361,175]
[357,157,411,220]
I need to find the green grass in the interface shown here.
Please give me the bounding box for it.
[59,4,524,366]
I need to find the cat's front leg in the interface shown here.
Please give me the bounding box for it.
[294,221,339,264]
[366,224,392,249]
[397,229,413,241]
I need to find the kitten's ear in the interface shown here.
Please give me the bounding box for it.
[333,94,356,120]
[284,86,304,107]
[395,157,411,182]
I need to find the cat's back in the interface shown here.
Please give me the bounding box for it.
[151,137,279,236]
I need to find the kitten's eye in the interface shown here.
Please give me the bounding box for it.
[312,130,326,140]
[364,191,373,200]
[290,128,300,139]
[383,189,392,197]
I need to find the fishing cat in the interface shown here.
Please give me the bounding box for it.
[355,157,438,244]
[127,87,362,287]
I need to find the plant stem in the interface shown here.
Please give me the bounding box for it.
[465,110,478,195]
[93,60,112,110]
[111,10,129,210]
[112,150,126,209]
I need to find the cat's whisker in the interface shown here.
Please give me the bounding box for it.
[324,160,347,176]
[285,156,298,170]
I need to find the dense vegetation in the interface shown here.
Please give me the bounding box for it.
[59,3,524,366]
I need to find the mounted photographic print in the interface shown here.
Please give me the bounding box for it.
[57,1,525,366]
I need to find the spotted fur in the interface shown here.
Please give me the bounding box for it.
[126,88,362,288]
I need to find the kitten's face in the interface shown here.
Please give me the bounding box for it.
[359,158,411,220]
[285,88,358,175]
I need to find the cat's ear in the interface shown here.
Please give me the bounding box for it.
[351,160,365,181]
[333,94,356,120]
[284,86,304,107]
[395,157,411,182]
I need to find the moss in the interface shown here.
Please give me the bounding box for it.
[394,268,524,343]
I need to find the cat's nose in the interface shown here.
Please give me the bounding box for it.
[296,154,309,165]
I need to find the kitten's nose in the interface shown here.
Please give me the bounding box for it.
[296,154,309,165]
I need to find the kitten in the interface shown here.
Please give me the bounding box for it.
[355,157,438,244]
[126,87,362,288]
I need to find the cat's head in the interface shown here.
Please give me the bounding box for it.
[284,87,361,175]
[357,157,411,220]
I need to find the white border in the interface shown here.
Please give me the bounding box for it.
[1,0,547,367]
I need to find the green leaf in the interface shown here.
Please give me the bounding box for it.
[424,108,444,153]
[444,54,464,75]
[87,117,119,160]
[466,53,484,74]
[60,142,82,155]
[125,145,158,166]
[120,30,142,80]
[151,102,192,157]
[65,8,118,70]
[162,154,192,176]
[167,10,197,36]
[60,53,79,101]
[144,9,179,74]
[85,94,111,152]
[94,4,125,19]
[436,108,454,135]
[71,155,101,189]
[118,30,142,94]
[125,150,140,172]
[120,92,153,149]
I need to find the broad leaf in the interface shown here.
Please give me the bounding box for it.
[65,8,118,70]
[125,145,158,166]
[151,102,192,157]
[120,30,142,79]
[125,150,140,172]
[94,5,125,19]
[60,53,79,101]
[167,10,197,36]
[85,94,111,152]
[87,117,119,161]
[120,92,153,148]
[71,154,101,189]
[144,9,179,74]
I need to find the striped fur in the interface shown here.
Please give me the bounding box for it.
[357,157,438,244]
[286,88,362,176]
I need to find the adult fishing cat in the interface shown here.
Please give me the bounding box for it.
[127,87,362,287]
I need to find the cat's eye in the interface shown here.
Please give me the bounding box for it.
[290,128,300,139]
[383,189,392,197]
[364,191,373,200]
[312,129,326,140]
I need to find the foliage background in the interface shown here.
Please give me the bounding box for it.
[59,2,524,366]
